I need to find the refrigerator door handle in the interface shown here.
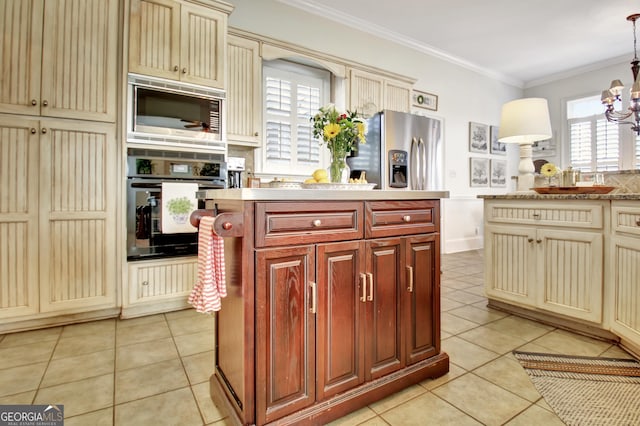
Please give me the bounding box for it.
[410,137,418,189]
[418,137,427,190]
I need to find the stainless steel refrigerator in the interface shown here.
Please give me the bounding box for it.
[347,110,443,190]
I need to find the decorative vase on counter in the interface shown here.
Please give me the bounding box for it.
[329,149,350,183]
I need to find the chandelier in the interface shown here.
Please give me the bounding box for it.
[601,14,640,135]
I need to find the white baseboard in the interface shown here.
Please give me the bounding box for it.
[443,236,483,254]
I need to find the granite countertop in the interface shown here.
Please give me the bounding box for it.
[197,188,450,201]
[478,192,640,200]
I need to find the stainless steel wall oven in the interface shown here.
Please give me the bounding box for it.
[126,148,226,260]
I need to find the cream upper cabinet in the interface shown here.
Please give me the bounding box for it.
[226,34,262,146]
[484,200,606,324]
[384,80,412,113]
[349,68,412,116]
[129,0,231,89]
[609,201,640,351]
[0,0,118,122]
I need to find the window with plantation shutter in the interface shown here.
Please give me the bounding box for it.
[259,60,330,175]
[567,96,621,171]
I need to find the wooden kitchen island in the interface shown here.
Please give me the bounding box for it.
[195,188,450,425]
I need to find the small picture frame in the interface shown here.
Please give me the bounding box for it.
[412,90,438,111]
[490,159,507,187]
[470,157,489,187]
[469,122,489,153]
[490,125,506,155]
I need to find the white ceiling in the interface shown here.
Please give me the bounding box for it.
[277,0,639,88]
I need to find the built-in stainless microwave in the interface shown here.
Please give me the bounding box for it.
[127,73,225,152]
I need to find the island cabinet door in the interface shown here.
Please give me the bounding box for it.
[255,245,316,425]
[316,240,366,401]
[364,237,404,380]
[403,234,439,365]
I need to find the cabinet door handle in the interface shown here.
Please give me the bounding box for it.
[402,215,411,222]
[31,99,37,106]
[182,67,187,74]
[254,131,259,137]
[309,281,317,314]
[42,100,48,107]
[532,213,540,218]
[360,273,367,302]
[527,238,534,243]
[141,281,149,286]
[636,218,640,226]
[41,128,47,134]
[406,265,414,292]
[173,65,179,72]
[366,273,374,301]
[536,239,542,244]
[30,128,37,134]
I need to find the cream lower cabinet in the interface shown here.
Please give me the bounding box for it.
[609,201,640,351]
[484,200,606,324]
[123,257,197,318]
[0,116,118,328]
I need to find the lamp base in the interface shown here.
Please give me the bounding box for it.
[515,143,535,193]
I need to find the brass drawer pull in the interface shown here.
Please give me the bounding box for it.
[309,281,317,314]
[406,265,414,292]
[360,273,367,302]
[367,273,373,301]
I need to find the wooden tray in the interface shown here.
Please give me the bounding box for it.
[532,186,615,194]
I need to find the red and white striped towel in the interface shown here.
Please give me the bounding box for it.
[188,216,226,313]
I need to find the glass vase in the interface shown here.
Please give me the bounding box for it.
[329,149,350,183]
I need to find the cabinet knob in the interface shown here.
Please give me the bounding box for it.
[142,281,149,286]
[636,219,640,226]
[173,65,179,72]
[31,128,37,134]
[222,222,233,230]
[182,68,187,74]
[31,99,37,106]
[312,219,322,227]
[536,239,542,244]
[402,215,411,222]
[254,131,259,137]
[527,238,534,243]
[41,128,47,134]
[42,100,48,107]
[532,213,541,218]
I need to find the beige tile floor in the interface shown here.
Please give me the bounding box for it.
[0,249,636,425]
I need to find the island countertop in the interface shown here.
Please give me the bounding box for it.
[477,192,640,200]
[197,188,450,200]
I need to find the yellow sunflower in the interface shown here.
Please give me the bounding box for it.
[540,162,557,177]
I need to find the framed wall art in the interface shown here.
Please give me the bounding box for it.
[469,122,488,153]
[490,125,506,155]
[412,90,438,111]
[490,159,507,187]
[469,157,489,187]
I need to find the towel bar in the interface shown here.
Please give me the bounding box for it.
[190,209,243,238]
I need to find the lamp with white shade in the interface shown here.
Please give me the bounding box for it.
[497,98,552,192]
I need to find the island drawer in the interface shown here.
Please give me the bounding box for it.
[365,200,439,238]
[485,200,605,229]
[255,201,364,247]
[612,201,640,236]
